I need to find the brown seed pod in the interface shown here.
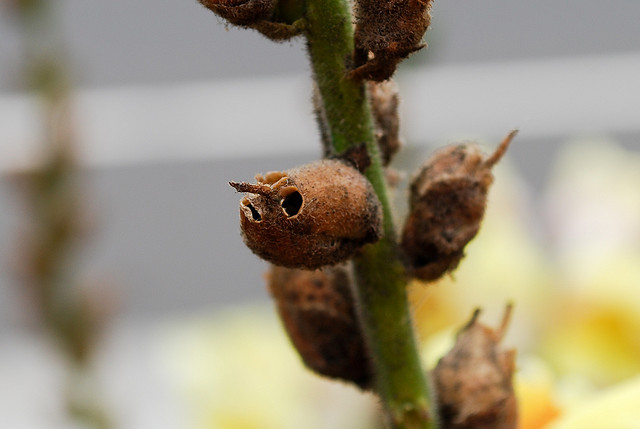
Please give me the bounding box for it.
[432,305,517,429]
[369,80,402,165]
[350,0,434,81]
[230,159,383,269]
[198,0,301,40]
[401,130,517,281]
[267,264,372,389]
[199,0,274,26]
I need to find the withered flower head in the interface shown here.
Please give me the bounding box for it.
[432,305,517,429]
[267,265,372,389]
[401,130,517,281]
[351,0,434,81]
[230,159,383,269]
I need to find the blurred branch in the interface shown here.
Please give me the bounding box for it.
[7,1,113,427]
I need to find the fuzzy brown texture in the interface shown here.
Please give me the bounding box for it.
[351,0,433,81]
[199,0,274,26]
[198,0,300,40]
[268,265,372,388]
[230,159,383,269]
[369,80,402,165]
[433,306,517,429]
[401,131,517,281]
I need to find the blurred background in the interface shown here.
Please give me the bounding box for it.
[1,1,639,428]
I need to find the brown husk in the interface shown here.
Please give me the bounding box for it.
[432,306,517,429]
[267,265,372,389]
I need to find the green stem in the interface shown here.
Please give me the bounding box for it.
[303,1,436,427]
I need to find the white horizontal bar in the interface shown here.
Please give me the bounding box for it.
[1,53,639,172]
[400,52,640,144]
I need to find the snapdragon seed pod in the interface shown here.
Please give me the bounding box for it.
[198,0,301,40]
[268,265,372,389]
[369,80,402,165]
[351,0,434,81]
[402,130,517,281]
[230,159,383,269]
[432,305,517,429]
[199,0,274,26]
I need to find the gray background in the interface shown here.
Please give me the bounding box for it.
[2,0,640,90]
[1,0,640,324]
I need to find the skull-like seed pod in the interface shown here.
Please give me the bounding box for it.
[267,265,372,389]
[230,159,383,269]
[432,306,517,429]
[402,131,517,281]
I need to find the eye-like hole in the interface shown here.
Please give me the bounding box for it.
[281,191,303,217]
[246,202,262,221]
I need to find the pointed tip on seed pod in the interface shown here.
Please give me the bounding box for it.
[231,159,383,269]
[432,305,518,429]
[267,265,372,389]
[401,131,517,281]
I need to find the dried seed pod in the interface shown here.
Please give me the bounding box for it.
[401,130,517,281]
[198,0,301,40]
[351,0,434,81]
[268,265,372,389]
[230,159,383,269]
[199,0,274,26]
[432,305,517,429]
[369,80,402,165]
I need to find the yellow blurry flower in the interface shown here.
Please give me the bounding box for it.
[540,140,640,386]
[515,356,562,429]
[159,305,377,429]
[546,375,640,429]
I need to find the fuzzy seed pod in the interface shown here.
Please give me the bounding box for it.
[432,305,517,429]
[268,265,372,389]
[230,159,383,269]
[369,80,402,165]
[199,0,274,26]
[351,0,434,81]
[198,0,301,40]
[401,130,517,281]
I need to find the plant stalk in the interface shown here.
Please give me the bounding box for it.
[303,0,436,427]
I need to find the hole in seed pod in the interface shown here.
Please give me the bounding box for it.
[246,202,262,221]
[281,191,303,217]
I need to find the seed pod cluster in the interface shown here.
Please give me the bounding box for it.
[432,306,517,429]
[268,265,372,389]
[351,0,434,81]
[401,131,517,281]
[230,159,383,269]
[199,0,301,41]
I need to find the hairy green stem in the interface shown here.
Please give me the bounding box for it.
[303,1,436,427]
